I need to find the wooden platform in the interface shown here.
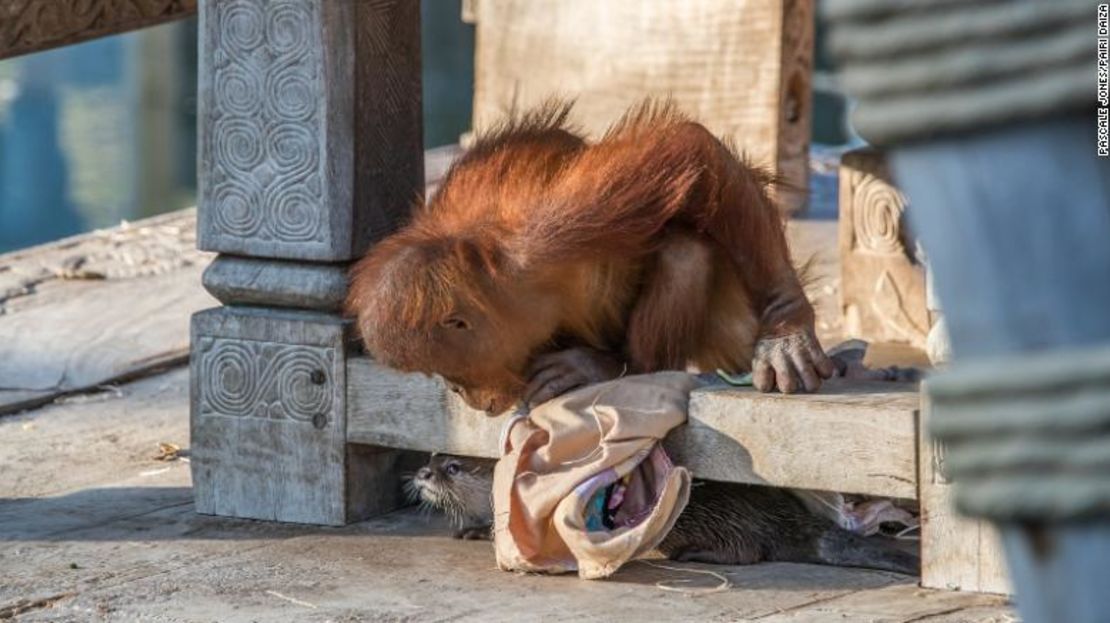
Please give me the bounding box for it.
[0,164,1006,594]
[0,366,1014,621]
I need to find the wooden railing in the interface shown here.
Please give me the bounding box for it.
[0,0,196,61]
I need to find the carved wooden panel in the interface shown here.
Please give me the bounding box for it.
[195,336,335,427]
[0,0,196,60]
[199,0,333,259]
[197,0,423,262]
[838,148,932,348]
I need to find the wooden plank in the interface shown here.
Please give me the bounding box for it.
[839,149,932,349]
[918,385,1011,594]
[0,211,214,416]
[674,380,919,499]
[753,582,1010,623]
[0,0,197,61]
[0,367,190,500]
[347,356,919,499]
[470,0,813,213]
[346,357,503,459]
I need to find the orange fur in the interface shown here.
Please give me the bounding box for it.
[346,100,814,412]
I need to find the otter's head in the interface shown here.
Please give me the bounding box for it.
[405,454,495,527]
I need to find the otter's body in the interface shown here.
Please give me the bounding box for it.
[409,455,918,575]
[659,480,918,575]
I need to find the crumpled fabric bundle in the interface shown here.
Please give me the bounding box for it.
[493,372,696,579]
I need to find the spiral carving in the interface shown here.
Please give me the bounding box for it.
[267,2,311,56]
[198,337,333,424]
[266,182,322,241]
[207,0,325,245]
[851,171,908,256]
[266,70,316,121]
[266,122,317,176]
[216,117,265,171]
[222,1,264,49]
[216,65,263,117]
[212,180,263,237]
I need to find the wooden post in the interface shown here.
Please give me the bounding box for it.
[191,0,422,525]
[918,384,1011,594]
[469,0,813,214]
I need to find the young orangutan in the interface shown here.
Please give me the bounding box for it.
[346,101,834,414]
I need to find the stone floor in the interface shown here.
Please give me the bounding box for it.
[0,367,1018,622]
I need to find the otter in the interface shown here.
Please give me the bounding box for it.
[408,454,918,575]
[406,454,495,540]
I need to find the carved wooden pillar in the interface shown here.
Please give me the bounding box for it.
[191,0,422,525]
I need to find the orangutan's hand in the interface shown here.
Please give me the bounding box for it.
[523,347,626,407]
[752,330,835,393]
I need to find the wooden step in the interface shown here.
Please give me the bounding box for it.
[346,356,920,499]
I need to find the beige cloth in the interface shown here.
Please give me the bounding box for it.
[493,372,696,579]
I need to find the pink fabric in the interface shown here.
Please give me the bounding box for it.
[493,372,696,579]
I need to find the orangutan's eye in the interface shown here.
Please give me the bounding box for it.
[440,316,470,331]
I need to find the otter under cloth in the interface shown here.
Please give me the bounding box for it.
[492,372,696,579]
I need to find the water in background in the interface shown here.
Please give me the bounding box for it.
[0,2,474,254]
[0,19,197,252]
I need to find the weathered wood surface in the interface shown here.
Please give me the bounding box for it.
[0,210,214,415]
[839,149,932,348]
[191,307,402,526]
[197,0,423,262]
[346,357,504,458]
[674,381,919,499]
[1,366,1015,621]
[470,0,813,213]
[201,255,350,311]
[347,356,919,499]
[919,386,1011,594]
[0,0,196,60]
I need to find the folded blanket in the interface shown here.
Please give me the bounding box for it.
[493,372,696,579]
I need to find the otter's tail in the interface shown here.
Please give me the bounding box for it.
[812,527,919,576]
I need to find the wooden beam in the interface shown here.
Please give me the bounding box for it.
[0,0,197,61]
[673,381,919,499]
[346,356,919,499]
[469,0,814,214]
